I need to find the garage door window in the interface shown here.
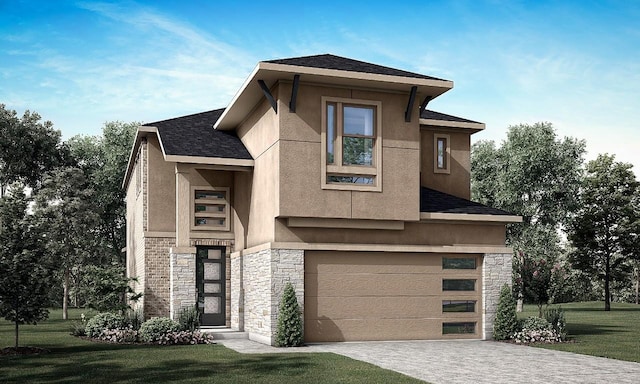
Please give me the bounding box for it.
[443,279,476,291]
[442,257,476,269]
[442,300,476,312]
[443,322,476,334]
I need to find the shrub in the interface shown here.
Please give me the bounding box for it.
[97,329,138,343]
[544,307,567,340]
[85,312,127,338]
[124,308,144,331]
[275,282,303,347]
[513,316,563,343]
[139,317,181,343]
[178,306,200,332]
[155,330,214,345]
[493,284,519,340]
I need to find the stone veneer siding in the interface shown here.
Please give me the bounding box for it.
[233,248,304,345]
[482,252,513,340]
[170,250,197,320]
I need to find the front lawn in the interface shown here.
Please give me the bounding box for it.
[519,301,640,363]
[0,309,423,384]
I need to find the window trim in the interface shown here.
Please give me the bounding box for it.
[191,186,230,232]
[434,133,450,174]
[321,97,382,192]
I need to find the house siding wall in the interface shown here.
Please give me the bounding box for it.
[420,128,471,200]
[126,139,147,312]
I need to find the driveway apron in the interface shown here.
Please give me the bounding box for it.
[218,339,640,384]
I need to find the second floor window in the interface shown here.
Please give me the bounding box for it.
[322,97,382,191]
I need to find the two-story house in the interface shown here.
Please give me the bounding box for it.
[123,54,520,345]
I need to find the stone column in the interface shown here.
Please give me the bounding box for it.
[482,253,513,340]
[169,247,197,320]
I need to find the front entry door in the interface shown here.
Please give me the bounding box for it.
[196,246,226,326]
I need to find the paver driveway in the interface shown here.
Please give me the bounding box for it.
[218,339,640,384]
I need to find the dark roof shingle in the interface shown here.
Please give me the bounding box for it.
[144,109,252,160]
[265,54,446,81]
[420,109,481,124]
[420,187,513,216]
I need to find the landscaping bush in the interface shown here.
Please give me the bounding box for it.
[493,284,519,340]
[513,316,563,343]
[138,317,181,343]
[178,306,200,332]
[96,328,138,343]
[124,308,144,331]
[275,282,303,347]
[544,306,567,340]
[155,330,214,345]
[85,312,127,338]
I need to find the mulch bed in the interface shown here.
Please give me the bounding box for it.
[1,346,51,356]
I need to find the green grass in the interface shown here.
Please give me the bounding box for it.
[519,301,640,363]
[0,309,422,384]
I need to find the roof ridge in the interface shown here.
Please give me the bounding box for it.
[144,108,225,127]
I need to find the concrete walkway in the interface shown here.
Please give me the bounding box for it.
[217,339,640,384]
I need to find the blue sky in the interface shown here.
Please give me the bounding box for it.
[1,0,639,171]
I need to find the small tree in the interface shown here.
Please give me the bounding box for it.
[493,284,519,340]
[275,282,303,347]
[0,186,53,349]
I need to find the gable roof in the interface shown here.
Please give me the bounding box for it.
[144,109,252,160]
[420,187,514,216]
[265,54,446,81]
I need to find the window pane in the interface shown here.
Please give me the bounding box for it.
[437,138,446,169]
[344,106,374,136]
[342,137,373,166]
[327,103,335,164]
[442,279,476,291]
[442,257,476,269]
[442,322,476,334]
[443,300,476,312]
[327,175,374,185]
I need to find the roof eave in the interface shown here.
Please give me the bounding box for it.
[215,61,453,130]
[122,126,158,190]
[419,118,485,133]
[419,212,523,223]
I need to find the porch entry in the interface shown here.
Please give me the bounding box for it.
[196,246,226,326]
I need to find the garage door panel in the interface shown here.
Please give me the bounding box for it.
[306,296,454,319]
[306,273,443,297]
[305,318,479,342]
[306,251,441,274]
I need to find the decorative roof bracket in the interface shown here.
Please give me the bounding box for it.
[420,95,432,115]
[258,80,277,113]
[405,86,418,122]
[289,74,300,113]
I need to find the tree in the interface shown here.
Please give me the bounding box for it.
[0,104,67,196]
[275,282,303,347]
[0,186,53,349]
[79,263,142,312]
[568,154,640,311]
[33,167,99,319]
[471,122,585,308]
[67,121,137,264]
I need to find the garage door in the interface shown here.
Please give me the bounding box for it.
[304,251,482,342]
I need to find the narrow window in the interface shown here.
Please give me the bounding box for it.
[442,300,476,312]
[442,257,477,269]
[434,133,451,174]
[442,279,476,291]
[327,103,336,164]
[443,322,476,334]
